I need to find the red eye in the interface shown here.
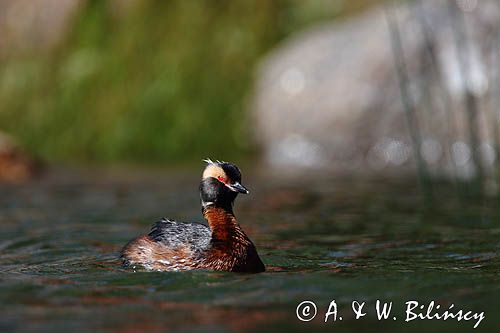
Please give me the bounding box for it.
[217,176,226,183]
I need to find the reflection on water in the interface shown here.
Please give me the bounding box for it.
[0,170,499,332]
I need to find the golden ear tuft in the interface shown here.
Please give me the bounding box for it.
[202,163,227,180]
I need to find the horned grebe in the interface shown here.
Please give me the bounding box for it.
[120,160,265,273]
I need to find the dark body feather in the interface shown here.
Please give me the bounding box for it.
[148,219,211,253]
[121,208,265,273]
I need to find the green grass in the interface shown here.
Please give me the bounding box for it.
[0,0,374,165]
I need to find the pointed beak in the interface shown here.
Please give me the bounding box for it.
[227,182,249,194]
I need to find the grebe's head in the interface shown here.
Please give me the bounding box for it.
[200,159,249,209]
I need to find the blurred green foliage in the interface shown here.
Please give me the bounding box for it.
[0,0,372,164]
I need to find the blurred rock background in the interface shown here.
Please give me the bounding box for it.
[253,0,500,184]
[1,0,499,189]
[0,132,41,182]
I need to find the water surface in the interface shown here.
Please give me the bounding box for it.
[0,170,499,332]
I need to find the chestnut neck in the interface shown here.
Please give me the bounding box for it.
[203,206,242,243]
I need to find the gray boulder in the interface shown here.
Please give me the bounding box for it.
[252,0,500,180]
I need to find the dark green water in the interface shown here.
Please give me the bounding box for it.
[0,170,499,333]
